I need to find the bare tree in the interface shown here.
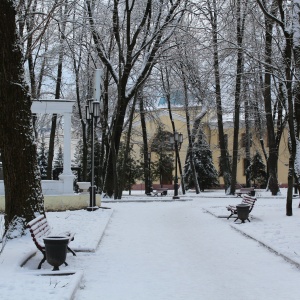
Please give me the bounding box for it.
[47,0,71,179]
[206,0,232,192]
[85,0,188,198]
[230,0,248,195]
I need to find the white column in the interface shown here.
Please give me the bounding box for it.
[62,113,72,175]
[59,112,75,194]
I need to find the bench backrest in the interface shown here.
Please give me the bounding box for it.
[240,187,254,192]
[27,215,51,251]
[241,195,257,212]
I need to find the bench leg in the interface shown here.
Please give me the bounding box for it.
[68,246,76,256]
[227,212,234,219]
[38,255,46,269]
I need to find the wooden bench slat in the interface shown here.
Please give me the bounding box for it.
[28,218,48,228]
[31,228,51,239]
[27,215,45,227]
[30,222,50,234]
[235,187,255,197]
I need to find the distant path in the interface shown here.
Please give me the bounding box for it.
[75,201,300,300]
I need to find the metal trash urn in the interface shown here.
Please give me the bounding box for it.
[236,204,250,223]
[43,236,69,271]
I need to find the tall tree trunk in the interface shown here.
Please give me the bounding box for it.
[293,3,300,196]
[117,96,137,199]
[284,33,296,216]
[245,100,251,187]
[104,97,127,198]
[100,68,110,192]
[181,67,199,194]
[209,0,231,191]
[230,0,246,195]
[294,44,300,138]
[139,92,151,195]
[286,41,296,216]
[71,9,88,182]
[25,0,38,100]
[253,61,269,166]
[73,58,88,181]
[160,67,189,194]
[262,0,279,195]
[47,1,68,179]
[0,0,44,235]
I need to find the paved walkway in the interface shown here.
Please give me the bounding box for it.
[74,201,300,300]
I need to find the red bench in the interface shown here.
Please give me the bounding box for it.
[235,187,255,197]
[27,215,76,269]
[226,194,257,221]
[152,188,168,196]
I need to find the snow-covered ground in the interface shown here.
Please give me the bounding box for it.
[1,189,300,300]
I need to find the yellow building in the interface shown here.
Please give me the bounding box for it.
[131,107,290,189]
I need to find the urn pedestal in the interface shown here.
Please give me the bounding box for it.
[43,236,69,271]
[236,204,250,223]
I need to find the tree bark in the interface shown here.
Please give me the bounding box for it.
[139,92,151,195]
[230,0,246,195]
[245,100,251,187]
[209,0,231,191]
[47,1,68,179]
[261,0,280,195]
[160,67,189,194]
[117,95,137,199]
[285,38,295,216]
[73,56,88,181]
[181,67,198,194]
[284,31,296,216]
[0,0,44,235]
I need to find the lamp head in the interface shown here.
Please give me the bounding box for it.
[85,105,91,120]
[93,101,100,118]
[88,99,93,114]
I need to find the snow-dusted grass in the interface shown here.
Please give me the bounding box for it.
[1,188,300,300]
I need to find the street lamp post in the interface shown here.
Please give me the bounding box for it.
[86,69,102,211]
[170,132,183,199]
[147,152,151,195]
[86,100,100,211]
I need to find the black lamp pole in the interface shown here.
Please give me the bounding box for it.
[147,152,151,195]
[86,99,100,211]
[170,132,183,199]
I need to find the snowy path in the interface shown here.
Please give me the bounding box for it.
[74,201,300,300]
